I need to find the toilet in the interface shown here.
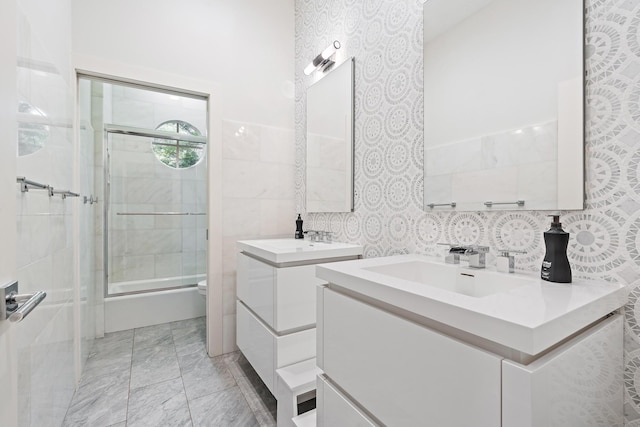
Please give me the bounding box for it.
[197,280,207,298]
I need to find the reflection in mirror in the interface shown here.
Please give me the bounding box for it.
[423,0,584,211]
[306,57,354,213]
[18,101,49,156]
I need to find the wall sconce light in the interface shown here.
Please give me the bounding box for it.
[304,40,341,75]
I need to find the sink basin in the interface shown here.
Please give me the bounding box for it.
[364,260,530,298]
[316,254,628,355]
[237,238,363,265]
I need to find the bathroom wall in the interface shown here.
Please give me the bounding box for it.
[72,0,296,352]
[0,0,18,424]
[295,0,640,421]
[15,0,77,423]
[221,119,295,351]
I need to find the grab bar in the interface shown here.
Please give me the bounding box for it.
[116,212,206,216]
[1,281,47,323]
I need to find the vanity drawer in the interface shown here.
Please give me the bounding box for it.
[502,314,623,427]
[317,374,377,427]
[237,253,326,332]
[236,301,316,394]
[319,287,501,427]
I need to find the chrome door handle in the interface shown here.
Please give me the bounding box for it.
[1,281,47,323]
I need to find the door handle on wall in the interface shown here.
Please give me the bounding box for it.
[0,281,47,323]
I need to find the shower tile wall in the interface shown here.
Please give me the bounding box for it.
[295,0,640,422]
[15,0,76,424]
[102,87,207,288]
[221,119,296,352]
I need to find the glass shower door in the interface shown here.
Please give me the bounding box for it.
[105,128,206,296]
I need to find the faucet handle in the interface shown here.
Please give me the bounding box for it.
[438,243,461,264]
[322,231,334,243]
[496,249,526,273]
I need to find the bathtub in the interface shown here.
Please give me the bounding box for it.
[104,274,206,333]
[108,274,206,294]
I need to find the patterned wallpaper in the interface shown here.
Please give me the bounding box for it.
[294,0,640,422]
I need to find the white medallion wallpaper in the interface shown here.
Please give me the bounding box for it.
[294,0,640,422]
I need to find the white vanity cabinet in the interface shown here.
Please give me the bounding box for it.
[315,254,627,427]
[317,285,624,427]
[235,239,363,395]
[237,253,322,333]
[318,287,501,427]
[236,300,316,393]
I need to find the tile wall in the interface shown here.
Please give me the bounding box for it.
[295,0,640,422]
[15,0,76,423]
[221,119,296,352]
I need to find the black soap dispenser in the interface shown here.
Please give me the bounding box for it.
[541,215,572,283]
[295,214,304,239]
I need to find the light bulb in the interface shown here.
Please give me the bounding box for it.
[304,62,317,76]
[321,40,341,59]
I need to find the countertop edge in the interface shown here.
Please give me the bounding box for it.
[316,258,628,356]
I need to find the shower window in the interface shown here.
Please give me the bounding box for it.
[152,120,204,168]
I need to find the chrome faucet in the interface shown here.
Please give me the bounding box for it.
[304,230,319,242]
[444,245,490,269]
[304,230,333,243]
[496,249,526,273]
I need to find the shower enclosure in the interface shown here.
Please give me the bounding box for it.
[78,76,208,332]
[104,124,207,296]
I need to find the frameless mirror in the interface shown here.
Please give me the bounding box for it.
[423,0,584,211]
[306,58,354,213]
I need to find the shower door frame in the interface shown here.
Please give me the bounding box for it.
[75,59,224,357]
[103,124,208,298]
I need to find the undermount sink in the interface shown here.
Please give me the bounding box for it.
[364,260,530,298]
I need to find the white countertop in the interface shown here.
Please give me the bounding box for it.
[316,254,628,355]
[237,238,363,265]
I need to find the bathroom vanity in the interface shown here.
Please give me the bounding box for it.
[236,238,362,395]
[315,254,627,427]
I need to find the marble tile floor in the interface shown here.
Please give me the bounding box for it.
[62,317,276,427]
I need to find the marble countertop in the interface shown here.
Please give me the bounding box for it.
[316,254,628,355]
[237,238,363,265]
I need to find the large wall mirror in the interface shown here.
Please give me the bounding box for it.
[306,58,355,213]
[423,0,584,211]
